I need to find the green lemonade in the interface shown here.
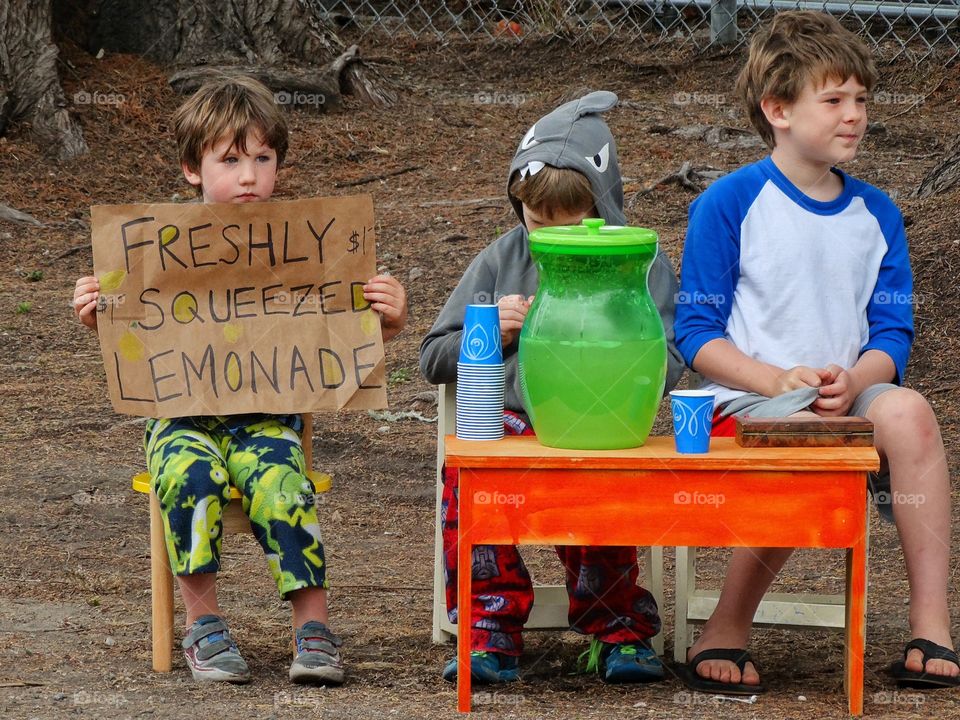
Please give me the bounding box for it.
[519,334,666,449]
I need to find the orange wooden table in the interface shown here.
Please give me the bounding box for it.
[445,435,880,716]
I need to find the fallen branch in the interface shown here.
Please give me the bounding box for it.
[924,381,960,396]
[635,162,698,195]
[55,244,89,260]
[419,197,502,208]
[466,205,507,215]
[169,66,341,112]
[338,44,397,105]
[886,77,947,122]
[334,165,421,188]
[0,681,45,688]
[0,203,42,226]
[915,135,960,198]
[367,409,437,423]
[630,162,726,204]
[333,584,429,591]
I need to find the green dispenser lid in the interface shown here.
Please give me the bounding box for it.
[528,218,658,255]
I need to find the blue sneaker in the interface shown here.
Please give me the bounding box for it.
[580,639,664,684]
[289,621,344,685]
[441,651,520,684]
[181,615,251,684]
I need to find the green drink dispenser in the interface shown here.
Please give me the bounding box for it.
[518,218,667,449]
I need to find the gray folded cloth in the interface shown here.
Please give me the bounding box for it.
[718,387,821,418]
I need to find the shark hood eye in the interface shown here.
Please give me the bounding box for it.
[520,125,538,150]
[586,143,610,173]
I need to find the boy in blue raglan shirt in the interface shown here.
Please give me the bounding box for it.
[674,11,958,694]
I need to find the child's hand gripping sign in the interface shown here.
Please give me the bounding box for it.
[91,195,388,417]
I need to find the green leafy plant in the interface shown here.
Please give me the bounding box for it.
[26,270,43,282]
[388,368,412,386]
[526,0,575,37]
[15,301,31,314]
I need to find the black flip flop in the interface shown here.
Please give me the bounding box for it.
[891,638,960,689]
[675,648,767,695]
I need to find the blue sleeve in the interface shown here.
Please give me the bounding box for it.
[860,196,913,384]
[674,187,743,369]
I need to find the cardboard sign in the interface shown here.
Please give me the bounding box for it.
[91,195,387,417]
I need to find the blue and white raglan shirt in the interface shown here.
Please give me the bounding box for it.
[674,156,914,409]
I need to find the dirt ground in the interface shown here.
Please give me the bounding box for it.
[2,32,960,720]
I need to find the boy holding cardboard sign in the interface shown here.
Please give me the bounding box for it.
[72,76,406,685]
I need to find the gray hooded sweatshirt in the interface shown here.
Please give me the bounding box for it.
[420,91,684,417]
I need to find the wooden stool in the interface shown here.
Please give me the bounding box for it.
[673,537,869,661]
[132,413,332,671]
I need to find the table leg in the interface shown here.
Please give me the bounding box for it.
[457,469,472,713]
[845,532,867,716]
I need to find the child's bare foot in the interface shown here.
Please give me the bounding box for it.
[902,610,959,680]
[903,641,960,679]
[900,621,959,681]
[686,626,761,687]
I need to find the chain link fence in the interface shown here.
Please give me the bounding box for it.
[316,1,959,65]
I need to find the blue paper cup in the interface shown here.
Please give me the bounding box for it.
[460,304,503,365]
[670,390,715,454]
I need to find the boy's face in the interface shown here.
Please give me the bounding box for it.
[182,130,278,203]
[521,204,592,232]
[766,74,868,168]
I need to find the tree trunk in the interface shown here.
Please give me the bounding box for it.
[916,138,960,198]
[0,0,88,159]
[0,1,392,159]
[87,0,394,104]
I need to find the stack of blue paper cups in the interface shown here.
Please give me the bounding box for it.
[456,304,505,441]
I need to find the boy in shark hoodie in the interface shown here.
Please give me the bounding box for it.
[420,91,684,684]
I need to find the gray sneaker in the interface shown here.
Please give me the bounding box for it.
[181,615,251,683]
[289,621,344,685]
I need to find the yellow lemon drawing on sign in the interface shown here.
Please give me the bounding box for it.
[360,308,380,337]
[172,293,199,323]
[99,270,126,292]
[160,225,178,246]
[223,322,243,343]
[321,352,344,386]
[118,330,145,361]
[225,353,242,390]
[352,283,370,311]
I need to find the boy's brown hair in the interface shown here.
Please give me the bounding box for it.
[736,10,877,148]
[173,75,289,175]
[509,166,595,219]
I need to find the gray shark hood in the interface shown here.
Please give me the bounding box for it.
[420,88,686,404]
[508,90,625,226]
